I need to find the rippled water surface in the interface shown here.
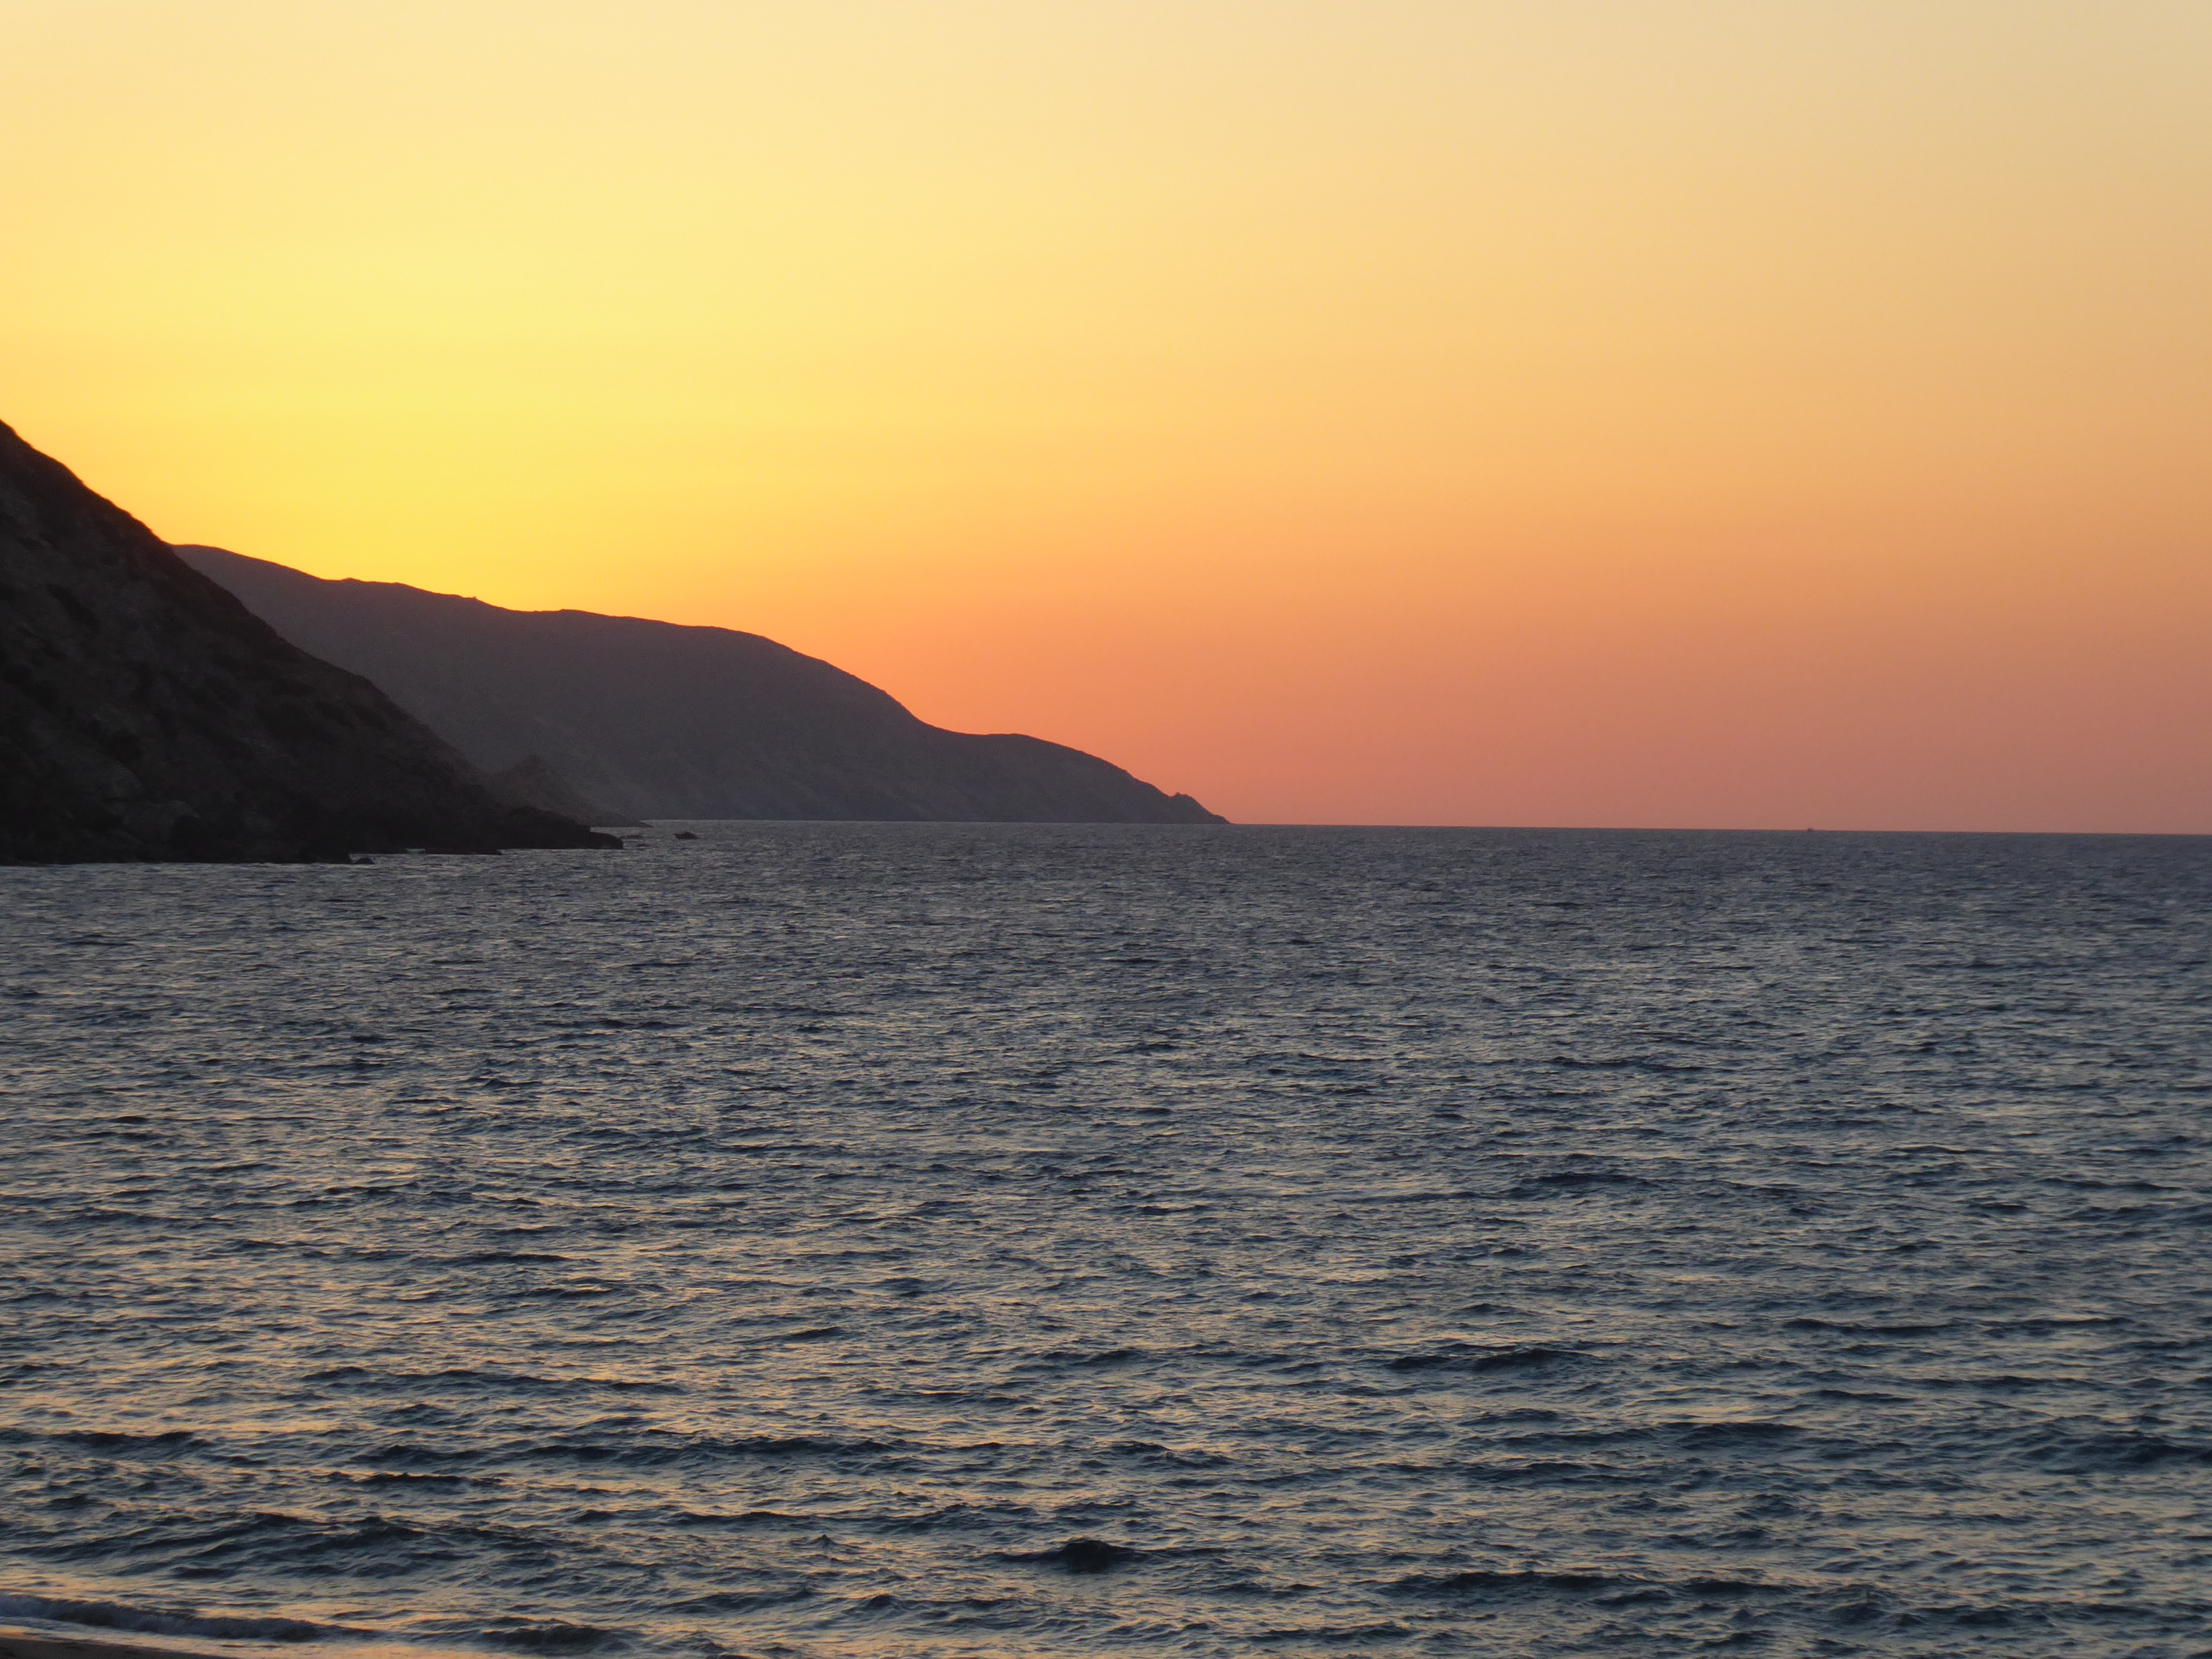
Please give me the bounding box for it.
[4,825,2210,1658]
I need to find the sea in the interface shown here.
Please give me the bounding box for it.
[3,824,2209,1659]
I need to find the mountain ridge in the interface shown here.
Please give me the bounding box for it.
[176,545,1226,825]
[0,421,618,863]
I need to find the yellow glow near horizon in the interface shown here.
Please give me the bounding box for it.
[6,1,2209,827]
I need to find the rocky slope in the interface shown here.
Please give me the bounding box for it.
[0,421,618,863]
[177,546,1225,824]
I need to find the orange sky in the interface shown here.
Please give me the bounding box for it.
[7,1,2208,828]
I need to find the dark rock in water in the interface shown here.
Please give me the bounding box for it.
[1003,1537,1143,1573]
[672,831,698,839]
[176,544,1228,825]
[0,420,620,864]
[485,753,642,828]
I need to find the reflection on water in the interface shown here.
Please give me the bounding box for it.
[3,825,2209,1656]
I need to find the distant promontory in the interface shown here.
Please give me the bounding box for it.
[178,545,1226,826]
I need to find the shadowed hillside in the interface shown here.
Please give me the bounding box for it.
[0,422,618,863]
[178,546,1226,825]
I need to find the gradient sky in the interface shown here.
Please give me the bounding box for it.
[7,1,2208,829]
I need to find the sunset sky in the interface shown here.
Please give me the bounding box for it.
[6,1,2208,830]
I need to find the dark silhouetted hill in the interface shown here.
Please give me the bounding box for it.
[176,546,1227,825]
[0,421,619,863]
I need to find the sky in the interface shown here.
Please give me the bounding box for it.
[5,1,2208,830]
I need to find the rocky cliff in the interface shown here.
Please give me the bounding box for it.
[177,546,1227,825]
[0,422,619,863]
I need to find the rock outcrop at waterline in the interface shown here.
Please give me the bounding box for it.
[0,421,619,863]
[484,753,641,828]
[177,545,1227,825]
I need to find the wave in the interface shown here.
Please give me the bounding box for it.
[0,1592,366,1644]
[301,1369,682,1397]
[466,1625,621,1653]
[997,1537,1147,1573]
[0,1597,631,1659]
[44,1431,201,1454]
[1385,1345,1592,1373]
[2012,1427,2212,1472]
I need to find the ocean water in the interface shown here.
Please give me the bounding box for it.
[3,824,2209,1659]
